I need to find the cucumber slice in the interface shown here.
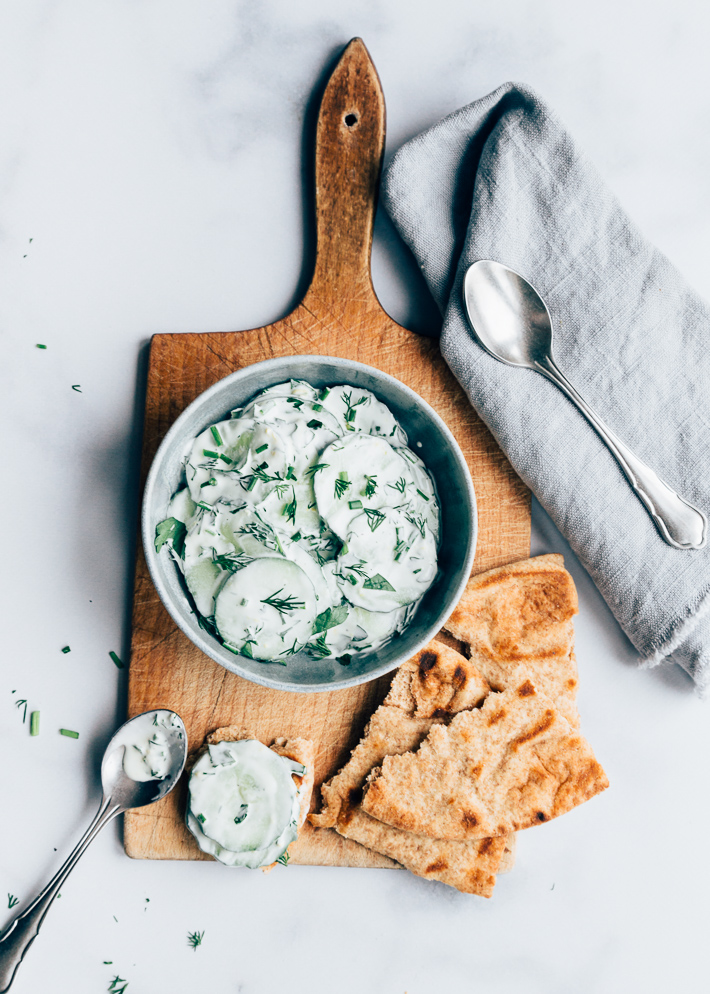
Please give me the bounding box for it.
[335,509,437,612]
[185,418,256,504]
[319,385,407,442]
[214,557,317,661]
[185,557,227,617]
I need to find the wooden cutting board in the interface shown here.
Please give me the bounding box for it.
[124,38,530,866]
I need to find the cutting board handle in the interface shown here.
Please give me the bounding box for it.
[303,38,386,314]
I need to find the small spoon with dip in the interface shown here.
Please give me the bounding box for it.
[463,260,707,551]
[0,710,187,992]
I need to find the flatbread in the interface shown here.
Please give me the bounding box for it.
[444,554,580,727]
[362,672,608,841]
[204,725,315,867]
[310,641,513,896]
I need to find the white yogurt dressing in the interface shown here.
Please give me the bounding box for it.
[155,380,441,664]
[186,739,305,868]
[111,710,184,782]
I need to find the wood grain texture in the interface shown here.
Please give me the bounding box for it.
[124,38,530,866]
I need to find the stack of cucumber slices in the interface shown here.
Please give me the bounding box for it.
[155,380,440,664]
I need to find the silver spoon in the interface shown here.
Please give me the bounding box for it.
[0,709,187,992]
[463,259,707,551]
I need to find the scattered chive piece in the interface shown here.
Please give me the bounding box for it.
[61,645,71,654]
[285,465,296,481]
[416,488,430,501]
[255,443,268,454]
[209,425,223,446]
[30,711,40,736]
[104,961,113,964]
[348,500,363,509]
[320,387,330,399]
[36,343,47,349]
[218,453,233,464]
[306,419,323,429]
[60,728,79,739]
[187,930,204,951]
[202,448,219,458]
[71,384,82,392]
[199,478,217,488]
[109,651,124,669]
[311,403,323,412]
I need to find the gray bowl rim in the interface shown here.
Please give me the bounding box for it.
[141,354,477,693]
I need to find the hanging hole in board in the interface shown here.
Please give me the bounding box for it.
[344,113,358,127]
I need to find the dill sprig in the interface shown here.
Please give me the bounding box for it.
[187,930,205,951]
[364,508,386,532]
[276,851,290,866]
[305,462,329,479]
[308,632,331,658]
[387,477,407,495]
[334,473,350,500]
[261,589,306,617]
[212,551,254,573]
[7,894,19,909]
[15,698,28,723]
[283,489,297,525]
[108,976,129,993]
[364,476,377,497]
[341,391,368,427]
[405,513,427,538]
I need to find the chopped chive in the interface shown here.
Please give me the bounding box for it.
[200,478,217,488]
[255,443,268,454]
[320,387,330,399]
[285,465,296,481]
[311,403,323,412]
[306,419,323,429]
[202,448,219,458]
[36,343,47,349]
[197,813,206,824]
[416,489,430,501]
[218,453,233,464]
[61,645,71,654]
[30,711,40,736]
[109,651,124,669]
[348,500,363,509]
[71,384,82,392]
[209,425,223,446]
[60,728,79,739]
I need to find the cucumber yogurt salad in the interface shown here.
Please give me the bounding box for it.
[154,379,440,664]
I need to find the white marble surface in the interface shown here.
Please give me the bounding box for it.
[1,3,709,992]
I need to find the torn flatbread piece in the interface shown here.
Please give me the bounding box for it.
[444,554,580,726]
[310,640,513,895]
[362,672,608,841]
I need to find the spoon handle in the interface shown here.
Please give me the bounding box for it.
[536,354,707,550]
[0,796,120,992]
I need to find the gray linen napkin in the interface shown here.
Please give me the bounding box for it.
[382,82,710,693]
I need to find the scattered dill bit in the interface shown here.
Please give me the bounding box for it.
[286,397,303,410]
[7,894,19,909]
[109,651,124,669]
[364,476,377,497]
[209,425,223,446]
[305,462,329,479]
[342,562,369,580]
[261,589,306,617]
[187,930,205,951]
[197,614,220,638]
[348,499,362,510]
[154,517,187,555]
[279,638,302,657]
[71,385,82,392]
[36,343,47,349]
[61,645,71,654]
[283,490,297,525]
[240,464,280,489]
[212,552,254,573]
[363,573,395,591]
[334,472,350,500]
[60,729,80,739]
[276,851,290,866]
[306,419,322,430]
[30,711,40,736]
[15,699,28,723]
[255,443,269,454]
[416,488,430,501]
[405,513,427,538]
[108,975,129,993]
[388,477,407,495]
[364,508,386,532]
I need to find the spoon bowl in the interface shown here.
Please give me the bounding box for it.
[101,710,187,808]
